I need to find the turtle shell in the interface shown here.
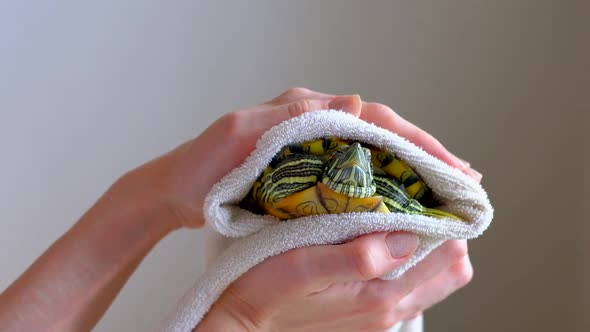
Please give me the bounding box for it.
[240,137,462,221]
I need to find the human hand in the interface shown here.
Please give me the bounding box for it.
[191,89,481,331]
[196,234,471,331]
[121,88,363,230]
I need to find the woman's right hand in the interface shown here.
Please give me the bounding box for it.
[197,234,471,331]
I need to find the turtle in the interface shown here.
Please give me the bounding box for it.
[241,137,463,221]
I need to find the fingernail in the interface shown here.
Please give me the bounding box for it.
[449,153,471,170]
[456,157,471,169]
[385,233,419,259]
[466,167,483,182]
[328,95,361,112]
[449,154,483,182]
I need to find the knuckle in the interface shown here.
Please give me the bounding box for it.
[367,102,395,116]
[451,258,474,288]
[373,102,391,112]
[348,242,380,280]
[361,288,396,313]
[413,129,437,145]
[364,102,403,127]
[442,240,469,261]
[218,111,245,135]
[280,87,310,100]
[267,87,305,105]
[287,99,312,118]
[368,311,401,331]
[279,249,315,288]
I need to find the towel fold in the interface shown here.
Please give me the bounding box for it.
[160,110,493,332]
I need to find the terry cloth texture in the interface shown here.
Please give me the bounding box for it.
[160,110,494,332]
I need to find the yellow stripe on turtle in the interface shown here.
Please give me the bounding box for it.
[369,147,429,200]
[274,137,352,162]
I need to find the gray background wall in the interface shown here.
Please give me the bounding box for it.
[1,1,587,331]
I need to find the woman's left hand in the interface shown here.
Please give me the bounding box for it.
[125,89,363,230]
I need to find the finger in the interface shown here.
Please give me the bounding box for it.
[329,94,362,117]
[360,102,460,167]
[216,97,348,157]
[440,155,482,183]
[395,239,468,291]
[395,255,473,317]
[244,95,362,133]
[359,103,481,181]
[361,240,468,303]
[280,232,419,292]
[219,233,417,316]
[265,87,336,105]
[190,95,363,198]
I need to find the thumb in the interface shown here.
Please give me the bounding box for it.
[328,94,362,117]
[249,95,362,131]
[274,94,362,119]
[222,232,419,316]
[295,232,419,291]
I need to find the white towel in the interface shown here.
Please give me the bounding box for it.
[160,110,494,332]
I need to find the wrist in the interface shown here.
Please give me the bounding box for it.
[111,163,183,234]
[81,168,180,251]
[196,287,268,332]
[114,143,207,230]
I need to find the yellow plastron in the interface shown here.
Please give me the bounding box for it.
[266,182,390,220]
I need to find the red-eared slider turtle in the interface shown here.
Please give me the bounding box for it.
[241,137,463,221]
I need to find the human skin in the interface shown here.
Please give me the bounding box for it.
[0,88,481,332]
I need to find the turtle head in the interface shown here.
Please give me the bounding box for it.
[322,142,377,198]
